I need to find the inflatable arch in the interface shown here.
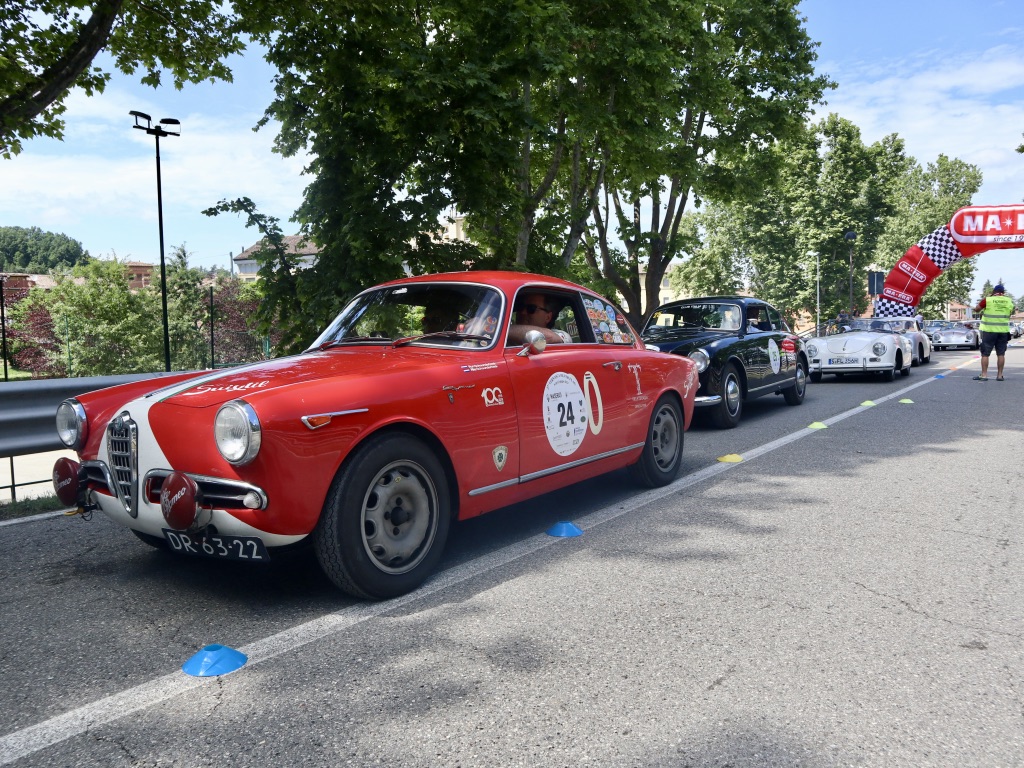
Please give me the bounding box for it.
[876,204,1024,317]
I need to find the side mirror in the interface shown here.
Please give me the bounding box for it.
[517,329,547,357]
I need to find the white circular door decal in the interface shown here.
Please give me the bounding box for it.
[768,338,781,374]
[543,372,588,456]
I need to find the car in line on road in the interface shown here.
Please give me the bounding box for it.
[50,271,699,600]
[872,316,932,366]
[640,296,808,429]
[922,320,951,342]
[932,321,980,351]
[804,318,913,382]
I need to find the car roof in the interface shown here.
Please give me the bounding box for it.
[375,270,599,295]
[655,296,769,307]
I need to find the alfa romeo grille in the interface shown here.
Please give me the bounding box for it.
[107,413,139,517]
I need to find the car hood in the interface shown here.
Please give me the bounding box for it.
[643,328,735,351]
[153,347,463,408]
[815,333,894,354]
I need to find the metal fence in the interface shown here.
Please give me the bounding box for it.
[0,373,178,501]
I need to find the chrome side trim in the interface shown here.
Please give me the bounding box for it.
[467,478,521,497]
[693,395,723,407]
[468,443,645,496]
[301,408,369,430]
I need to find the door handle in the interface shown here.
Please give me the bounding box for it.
[602,361,623,371]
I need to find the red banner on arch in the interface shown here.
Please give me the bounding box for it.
[876,204,1024,316]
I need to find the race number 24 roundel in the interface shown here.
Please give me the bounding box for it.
[542,371,604,457]
[876,204,1024,317]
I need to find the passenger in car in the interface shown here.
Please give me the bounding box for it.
[507,292,571,345]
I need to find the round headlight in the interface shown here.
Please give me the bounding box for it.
[215,400,262,465]
[688,348,710,373]
[872,342,887,356]
[56,399,87,449]
[806,343,818,357]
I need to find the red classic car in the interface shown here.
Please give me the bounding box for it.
[52,271,698,599]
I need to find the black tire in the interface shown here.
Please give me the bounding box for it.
[810,370,823,383]
[314,433,451,600]
[882,365,896,382]
[131,529,169,550]
[782,358,808,406]
[900,361,911,376]
[629,395,684,487]
[710,362,743,429]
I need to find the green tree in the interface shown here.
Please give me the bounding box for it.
[211,0,830,346]
[8,257,162,375]
[0,226,89,272]
[874,155,982,318]
[672,116,909,326]
[588,0,831,327]
[165,244,210,370]
[1,1,245,157]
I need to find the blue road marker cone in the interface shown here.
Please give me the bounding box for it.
[547,521,583,538]
[182,644,248,677]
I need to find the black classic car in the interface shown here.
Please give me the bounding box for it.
[641,296,809,428]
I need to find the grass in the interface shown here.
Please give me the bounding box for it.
[0,494,69,522]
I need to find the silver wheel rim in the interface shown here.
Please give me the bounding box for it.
[360,460,439,575]
[651,405,680,471]
[724,374,741,416]
[795,365,807,396]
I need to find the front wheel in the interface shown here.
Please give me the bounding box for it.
[810,370,823,383]
[629,395,684,487]
[783,359,808,405]
[314,433,451,600]
[710,363,743,429]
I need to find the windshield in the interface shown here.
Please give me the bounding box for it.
[847,319,896,333]
[307,283,504,350]
[645,302,743,333]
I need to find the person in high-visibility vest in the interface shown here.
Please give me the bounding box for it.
[972,283,1014,381]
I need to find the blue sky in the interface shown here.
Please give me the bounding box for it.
[2,0,1023,299]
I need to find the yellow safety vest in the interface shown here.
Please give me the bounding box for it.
[980,294,1014,334]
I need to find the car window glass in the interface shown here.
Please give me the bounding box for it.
[582,296,636,344]
[309,283,504,350]
[765,306,784,332]
[508,288,591,345]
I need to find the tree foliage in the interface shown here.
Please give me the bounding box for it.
[670,117,981,326]
[5,251,271,376]
[209,0,830,345]
[874,155,982,318]
[0,226,90,273]
[7,257,162,376]
[0,1,245,157]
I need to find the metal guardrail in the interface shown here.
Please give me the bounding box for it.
[0,373,176,500]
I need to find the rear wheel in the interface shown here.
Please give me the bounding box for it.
[782,359,808,405]
[629,396,684,487]
[314,433,451,600]
[711,363,743,429]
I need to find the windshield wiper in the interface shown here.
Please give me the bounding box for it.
[392,331,492,347]
[312,335,391,352]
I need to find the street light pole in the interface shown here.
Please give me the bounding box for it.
[844,230,856,314]
[130,110,180,372]
[809,251,820,329]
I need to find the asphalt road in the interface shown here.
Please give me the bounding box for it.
[2,346,1023,767]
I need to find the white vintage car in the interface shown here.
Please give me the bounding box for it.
[805,319,914,382]
[932,321,980,350]
[872,316,932,365]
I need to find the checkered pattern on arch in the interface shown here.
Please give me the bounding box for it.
[918,225,964,270]
[873,298,916,317]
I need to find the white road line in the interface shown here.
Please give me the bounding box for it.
[0,369,952,764]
